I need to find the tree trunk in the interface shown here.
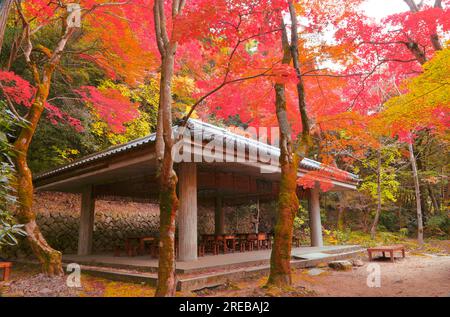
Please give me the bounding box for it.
[0,0,13,55]
[415,151,430,220]
[403,0,443,58]
[267,80,299,286]
[397,209,403,230]
[154,50,179,297]
[255,197,260,234]
[370,149,382,239]
[428,185,439,214]
[408,141,424,245]
[13,83,63,276]
[156,171,178,296]
[268,3,312,287]
[10,12,75,275]
[152,0,185,296]
[267,18,298,287]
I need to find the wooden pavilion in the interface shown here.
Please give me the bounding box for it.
[34,119,358,262]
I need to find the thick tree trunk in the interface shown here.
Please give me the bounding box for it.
[155,51,179,297]
[152,0,186,297]
[156,173,178,296]
[0,0,13,55]
[13,83,63,276]
[408,142,424,245]
[268,3,312,287]
[267,18,298,287]
[370,149,382,239]
[268,84,299,286]
[268,82,299,286]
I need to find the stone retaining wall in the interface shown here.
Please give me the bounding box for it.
[1,192,276,258]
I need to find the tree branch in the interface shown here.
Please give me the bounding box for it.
[0,81,24,120]
[178,65,278,131]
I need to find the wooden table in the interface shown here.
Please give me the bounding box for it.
[200,234,238,254]
[201,234,218,255]
[139,236,157,255]
[0,262,12,281]
[257,232,271,249]
[213,234,237,253]
[236,234,249,252]
[124,236,159,257]
[367,245,405,262]
[222,235,237,253]
[125,237,140,256]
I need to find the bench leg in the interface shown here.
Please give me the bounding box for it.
[2,267,11,281]
[402,249,405,258]
[390,250,394,262]
[368,251,372,261]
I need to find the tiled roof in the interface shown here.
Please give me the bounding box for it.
[34,119,359,182]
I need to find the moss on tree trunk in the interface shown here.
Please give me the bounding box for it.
[267,4,312,287]
[13,84,63,276]
[268,151,299,286]
[155,174,178,296]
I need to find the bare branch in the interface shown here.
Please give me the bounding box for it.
[157,0,169,47]
[179,65,278,130]
[404,0,420,12]
[153,0,166,55]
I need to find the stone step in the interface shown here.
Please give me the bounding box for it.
[177,248,365,291]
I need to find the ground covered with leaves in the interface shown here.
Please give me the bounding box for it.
[1,238,449,297]
[197,252,450,297]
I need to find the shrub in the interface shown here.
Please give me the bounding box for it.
[425,214,450,238]
[0,101,27,249]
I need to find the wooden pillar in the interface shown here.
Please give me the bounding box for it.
[78,185,95,255]
[178,162,198,261]
[308,184,323,247]
[214,194,225,235]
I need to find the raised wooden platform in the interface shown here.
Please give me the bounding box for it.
[63,245,362,274]
[59,245,364,291]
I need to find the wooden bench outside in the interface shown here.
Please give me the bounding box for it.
[367,245,405,262]
[0,262,13,282]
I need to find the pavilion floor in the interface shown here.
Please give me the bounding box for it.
[63,245,363,275]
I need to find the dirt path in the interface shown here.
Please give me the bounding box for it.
[298,255,450,297]
[199,254,450,297]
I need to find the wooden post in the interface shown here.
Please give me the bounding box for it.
[214,194,225,235]
[78,185,95,255]
[308,184,323,247]
[178,162,198,261]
